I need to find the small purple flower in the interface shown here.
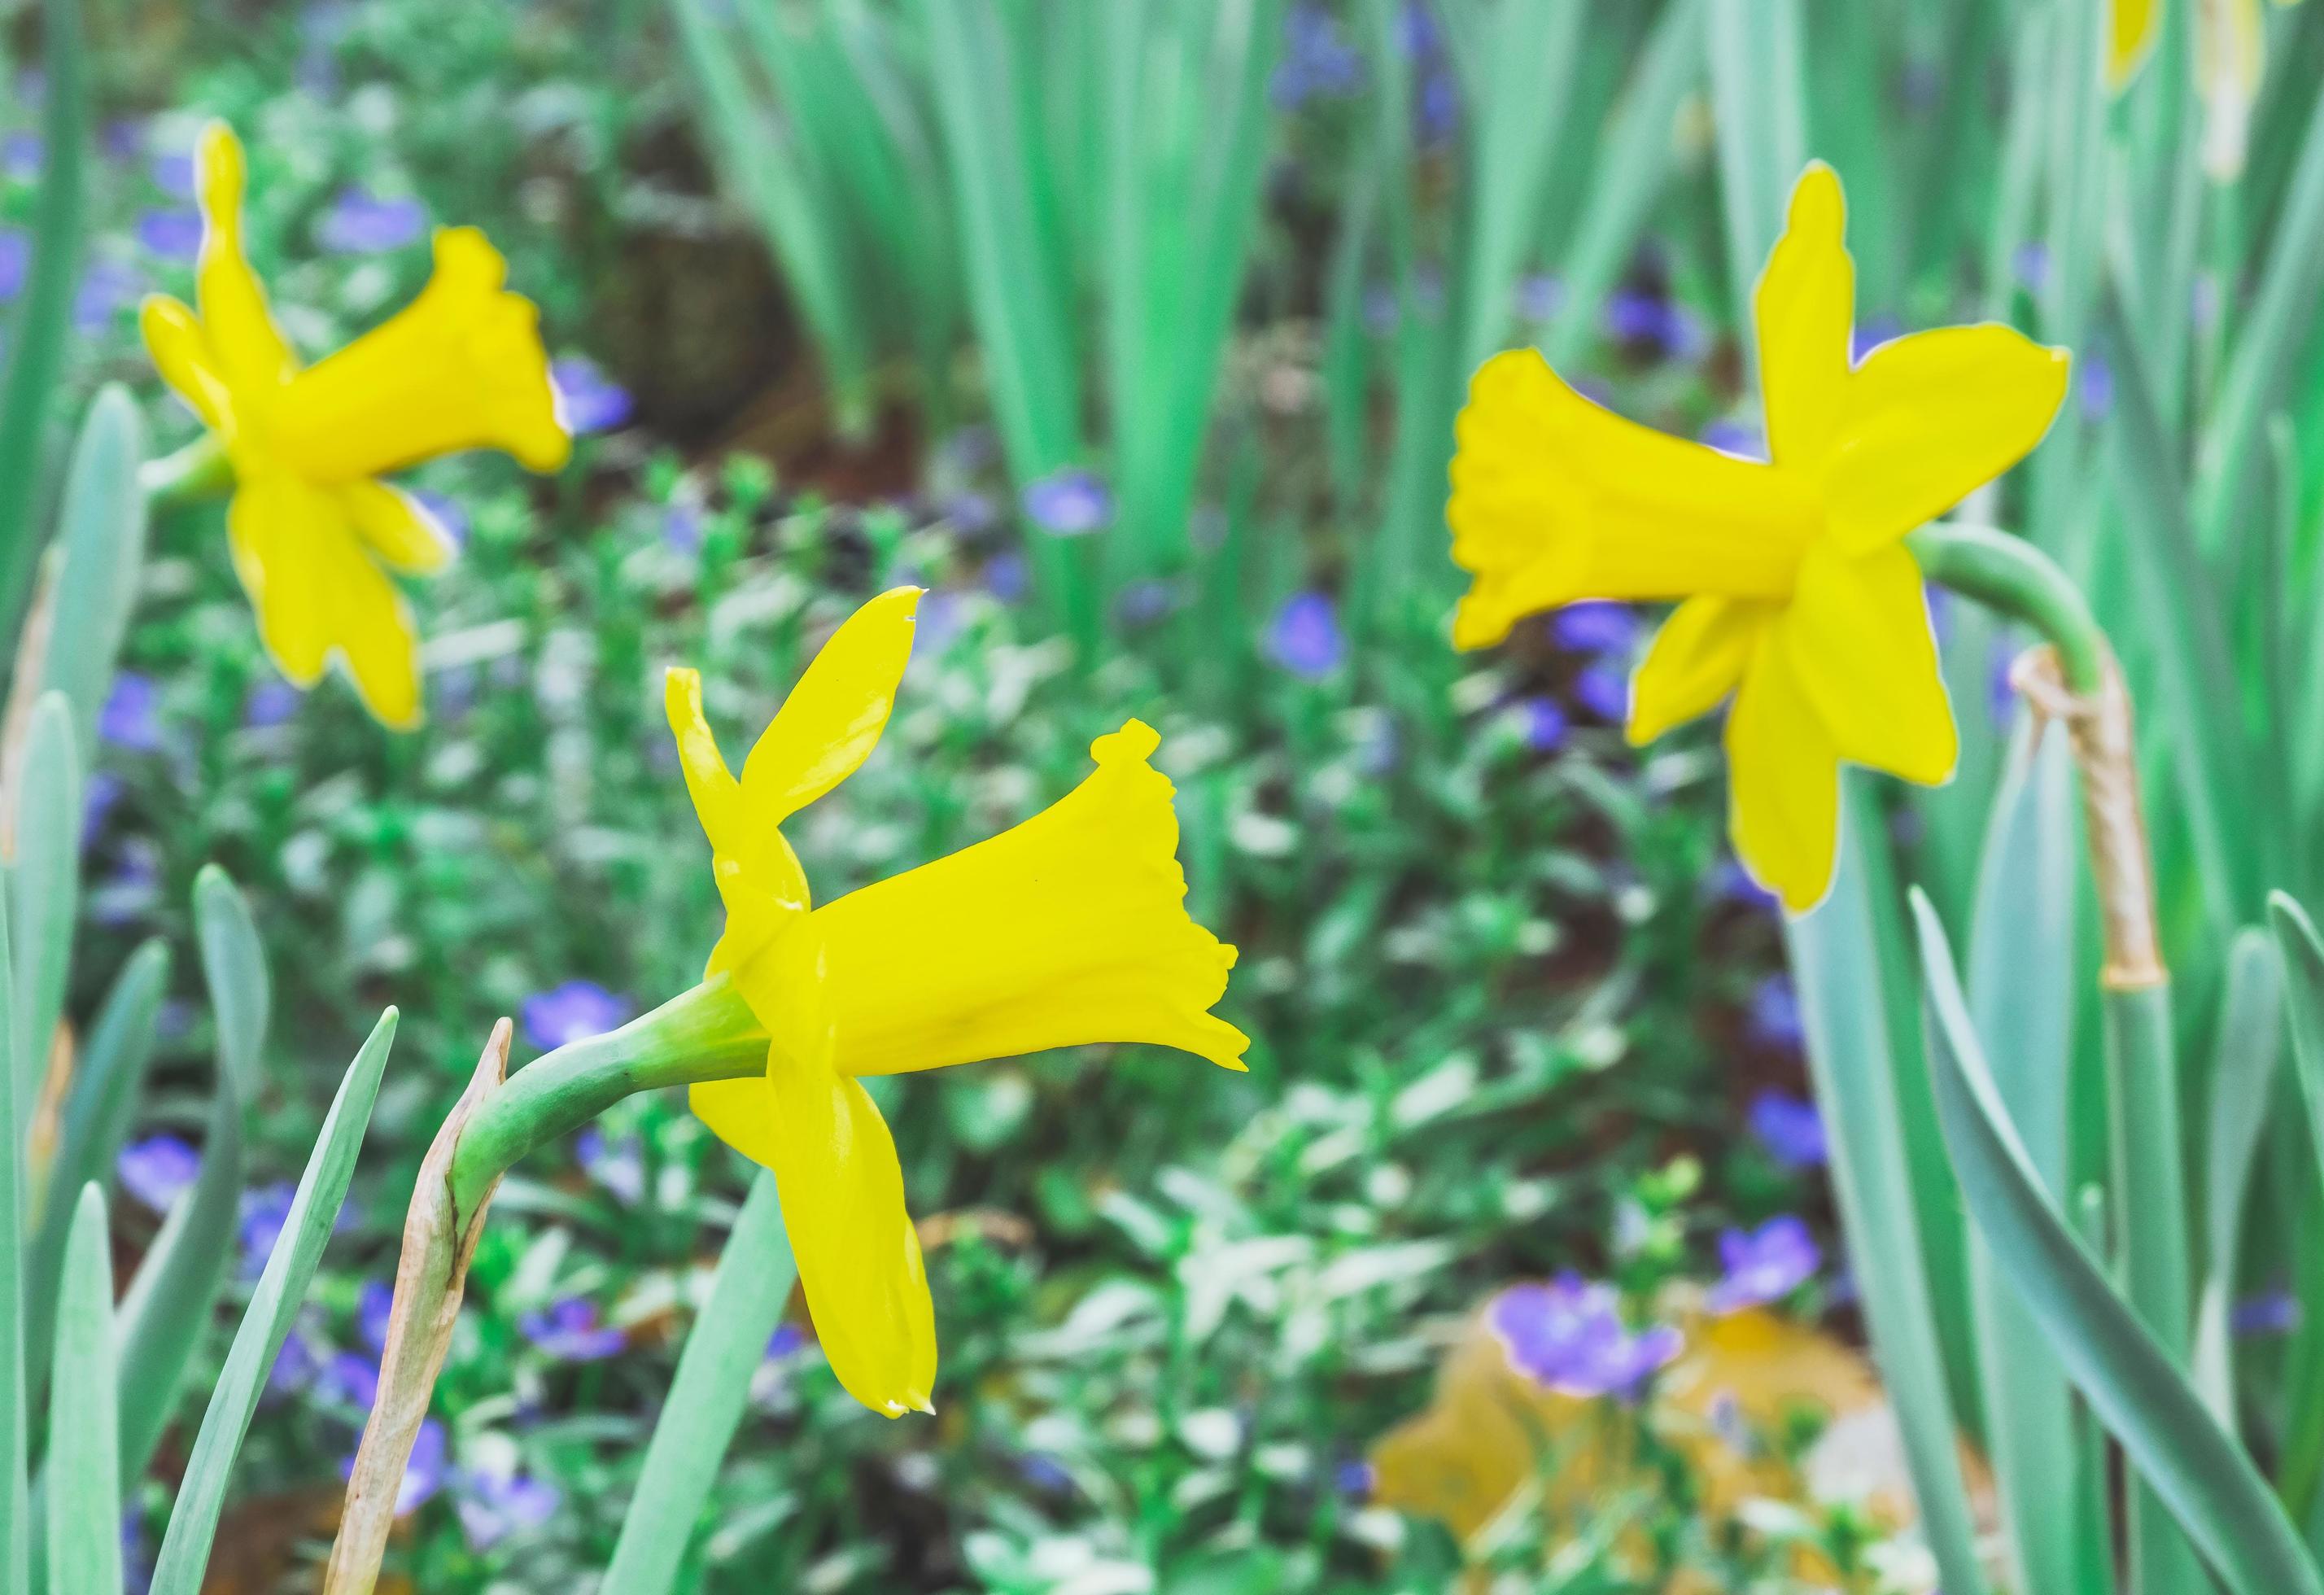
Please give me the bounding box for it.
[574,1125,646,1205]
[457,1468,561,1549]
[3,133,42,182]
[520,1298,627,1361]
[1715,859,1778,911]
[550,357,633,435]
[1747,1090,1827,1169]
[2079,352,2114,422]
[359,1279,396,1352]
[1335,1459,1374,1498]
[985,550,1029,603]
[102,119,147,163]
[1551,601,1637,656]
[1514,273,1564,322]
[1850,316,1902,363]
[1519,696,1567,753]
[2012,241,2050,292]
[1571,664,1628,722]
[81,769,124,847]
[0,229,27,301]
[1272,3,1364,107]
[117,1134,201,1212]
[151,150,194,199]
[1266,592,1343,679]
[408,489,469,550]
[244,680,300,729]
[942,490,998,535]
[1491,1277,1681,1398]
[1699,417,1766,461]
[1021,469,1112,536]
[74,260,142,332]
[319,1350,382,1409]
[766,1322,805,1360]
[1604,289,1688,356]
[317,188,426,255]
[2234,1291,2301,1338]
[1707,1215,1821,1314]
[520,981,631,1052]
[913,591,967,660]
[1988,637,2019,728]
[268,1326,323,1396]
[89,839,162,928]
[237,1182,296,1277]
[1746,974,1802,1051]
[98,673,164,752]
[135,208,202,261]
[1019,1453,1074,1492]
[1113,579,1179,628]
[661,503,704,554]
[343,1417,446,1515]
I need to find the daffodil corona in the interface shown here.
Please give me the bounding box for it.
[140,123,568,728]
[1448,163,2068,912]
[666,588,1247,1416]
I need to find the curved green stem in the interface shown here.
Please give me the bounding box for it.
[1907,522,2108,693]
[447,975,765,1223]
[137,435,234,508]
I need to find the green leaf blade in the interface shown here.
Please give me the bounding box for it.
[46,1182,121,1595]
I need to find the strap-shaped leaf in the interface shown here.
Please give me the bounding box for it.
[1911,888,2322,1595]
[11,693,80,1122]
[146,1008,397,1595]
[36,385,149,766]
[46,1182,120,1595]
[0,888,30,1593]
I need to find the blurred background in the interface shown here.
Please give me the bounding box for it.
[31,0,2324,1588]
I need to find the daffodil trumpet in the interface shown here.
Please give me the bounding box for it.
[139,120,569,728]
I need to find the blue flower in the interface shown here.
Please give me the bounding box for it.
[1272,3,1365,107]
[457,1467,561,1549]
[519,1298,626,1361]
[1265,591,1343,679]
[98,672,164,752]
[1489,1277,1682,1398]
[1550,601,1637,656]
[766,1322,805,1360]
[1113,579,1180,628]
[2012,241,2050,292]
[662,503,705,554]
[1850,315,1903,363]
[359,1278,396,1353]
[1334,1459,1374,1498]
[1018,1453,1074,1492]
[520,981,631,1052]
[1746,974,1802,1051]
[1706,1215,1821,1314]
[74,260,142,332]
[0,229,27,301]
[3,133,42,182]
[1514,273,1564,323]
[1511,697,1566,753]
[574,1125,646,1205]
[409,489,469,548]
[267,1326,324,1396]
[985,550,1029,603]
[340,1416,447,1515]
[244,680,300,730]
[1698,417,1766,461]
[1571,663,1627,722]
[237,1182,297,1278]
[2234,1291,2300,1338]
[319,1350,381,1409]
[2079,352,2114,423]
[550,357,634,435]
[135,208,202,261]
[150,150,194,199]
[1604,288,1703,359]
[1021,469,1112,536]
[1747,1090,1826,1169]
[317,188,426,255]
[81,770,124,847]
[116,1134,200,1212]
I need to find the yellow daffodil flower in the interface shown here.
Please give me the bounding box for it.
[139,122,568,728]
[2110,0,2304,179]
[665,588,1247,1416]
[1447,162,2068,912]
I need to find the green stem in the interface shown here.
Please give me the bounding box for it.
[137,435,234,508]
[1907,521,2109,693]
[447,976,765,1223]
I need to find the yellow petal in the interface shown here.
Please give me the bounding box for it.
[226,478,423,728]
[1725,632,1842,915]
[139,295,234,435]
[1754,162,1854,472]
[2196,0,2265,178]
[2109,0,2161,86]
[740,588,922,823]
[1627,596,1774,745]
[1819,325,2069,555]
[775,719,1247,1077]
[192,123,296,393]
[665,670,811,972]
[665,668,745,848]
[689,1056,938,1418]
[339,480,457,574]
[1781,542,1956,786]
[268,227,570,482]
[1448,350,1819,649]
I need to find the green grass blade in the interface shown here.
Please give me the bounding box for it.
[146,1008,397,1595]
[0,0,87,635]
[1784,794,1989,1595]
[0,885,28,1593]
[2192,928,2283,1421]
[113,869,269,1484]
[601,1168,799,1595]
[1912,887,2322,1595]
[46,1183,120,1595]
[34,386,147,767]
[2269,893,2324,1213]
[25,938,167,1396]
[11,693,80,1129]
[1964,727,2083,1595]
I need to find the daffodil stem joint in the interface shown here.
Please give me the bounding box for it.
[1907,522,2165,990]
[138,433,234,507]
[446,974,767,1226]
